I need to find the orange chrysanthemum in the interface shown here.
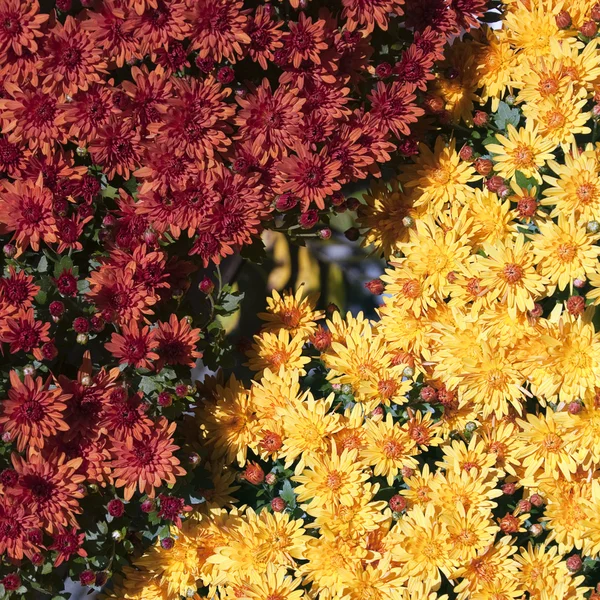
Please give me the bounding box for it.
[0,496,42,561]
[0,371,70,453]
[154,314,202,370]
[0,0,48,58]
[110,417,186,501]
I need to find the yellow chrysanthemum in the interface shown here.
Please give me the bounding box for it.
[380,263,437,316]
[344,557,406,600]
[477,233,548,317]
[541,144,600,224]
[100,568,168,600]
[361,413,419,485]
[436,436,498,476]
[357,179,419,258]
[245,329,310,377]
[478,419,523,477]
[243,565,305,600]
[517,409,582,480]
[399,137,480,213]
[400,463,435,508]
[486,121,555,183]
[277,393,341,473]
[390,503,456,590]
[292,445,370,512]
[199,376,259,466]
[466,188,516,249]
[258,286,323,338]
[532,214,600,291]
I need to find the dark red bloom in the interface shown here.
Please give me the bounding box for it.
[368,81,424,138]
[54,269,78,297]
[157,494,186,527]
[49,527,87,567]
[1,573,21,591]
[107,499,125,517]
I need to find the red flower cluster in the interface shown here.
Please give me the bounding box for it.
[0,0,488,594]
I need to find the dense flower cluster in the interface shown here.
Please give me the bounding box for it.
[0,0,486,597]
[102,0,600,599]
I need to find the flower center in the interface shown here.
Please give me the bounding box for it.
[382,439,404,459]
[132,442,155,465]
[545,110,566,130]
[280,307,301,328]
[377,379,397,399]
[18,400,45,423]
[513,144,535,168]
[431,167,450,184]
[326,470,343,490]
[556,243,577,263]
[23,475,54,501]
[502,263,524,284]
[543,433,563,452]
[576,183,597,204]
[402,279,421,298]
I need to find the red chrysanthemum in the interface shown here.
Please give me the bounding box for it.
[404,0,458,33]
[394,45,435,92]
[81,0,139,68]
[49,527,87,567]
[9,451,85,533]
[368,81,424,138]
[60,434,112,487]
[246,5,284,70]
[0,0,48,58]
[149,76,234,165]
[104,320,159,370]
[0,308,51,360]
[0,496,41,560]
[0,370,69,453]
[187,0,250,64]
[61,83,119,145]
[0,83,67,155]
[327,123,374,183]
[110,417,186,501]
[276,144,342,210]
[120,65,172,132]
[89,117,142,180]
[154,314,202,370]
[341,0,405,33]
[0,266,39,311]
[235,79,305,159]
[87,265,157,325]
[414,25,447,62]
[55,214,92,254]
[0,136,27,177]
[132,0,190,53]
[451,0,487,31]
[100,392,153,442]
[41,16,108,99]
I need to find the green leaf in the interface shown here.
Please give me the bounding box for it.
[35,290,48,305]
[77,279,90,294]
[53,256,74,278]
[102,185,119,199]
[494,101,520,130]
[97,521,108,535]
[279,480,297,509]
[139,376,159,395]
[42,561,54,575]
[37,255,48,273]
[124,176,138,194]
[216,291,245,315]
[514,170,538,189]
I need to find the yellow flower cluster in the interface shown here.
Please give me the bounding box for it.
[109,1,600,599]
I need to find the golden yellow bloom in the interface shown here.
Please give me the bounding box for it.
[333,404,368,454]
[400,463,435,508]
[308,482,387,540]
[486,121,555,183]
[478,233,548,317]
[101,568,168,600]
[391,503,456,590]
[344,557,406,600]
[441,504,499,562]
[199,376,259,466]
[478,419,523,477]
[436,436,498,476]
[400,137,480,213]
[542,144,600,224]
[242,565,305,600]
[532,214,600,291]
[361,413,419,485]
[380,263,437,316]
[517,409,582,480]
[245,329,310,377]
[292,445,370,512]
[258,286,323,338]
[277,393,341,473]
[466,188,516,249]
[357,179,419,258]
[523,86,591,150]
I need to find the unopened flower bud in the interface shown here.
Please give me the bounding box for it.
[459,145,474,161]
[530,493,544,507]
[341,383,353,394]
[566,295,585,317]
[80,570,96,587]
[112,530,124,541]
[107,499,125,518]
[141,499,155,513]
[574,277,587,288]
[499,513,520,534]
[556,10,572,28]
[265,473,277,485]
[389,494,407,512]
[161,537,175,550]
[318,228,332,240]
[375,62,392,78]
[76,333,89,345]
[402,366,415,378]
[587,220,600,233]
[465,422,478,433]
[566,554,583,573]
[371,406,384,418]
[401,466,414,478]
[581,19,598,37]
[593,3,600,21]
[242,462,265,485]
[518,499,532,514]
[473,111,488,126]
[76,146,88,157]
[23,364,35,377]
[486,175,504,192]
[3,243,16,258]
[502,482,517,495]
[420,386,438,402]
[529,523,543,537]
[529,303,544,318]
[365,278,384,295]
[568,400,582,414]
[299,209,319,229]
[474,158,493,176]
[402,215,414,228]
[199,276,214,294]
[271,497,286,512]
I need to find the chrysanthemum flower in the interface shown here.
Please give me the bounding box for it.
[341,0,404,33]
[111,417,185,500]
[0,0,48,57]
[187,0,250,63]
[89,117,142,180]
[0,83,67,155]
[0,496,41,560]
[50,527,87,567]
[0,307,50,360]
[0,267,39,311]
[368,81,424,139]
[42,16,108,99]
[486,121,556,184]
[245,329,310,378]
[477,233,548,317]
[235,79,305,159]
[154,314,202,370]
[105,321,159,370]
[246,6,284,70]
[9,451,85,533]
[0,370,69,452]
[258,287,323,338]
[243,565,305,600]
[131,0,190,54]
[400,137,480,213]
[292,445,370,511]
[361,413,418,485]
[276,144,342,211]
